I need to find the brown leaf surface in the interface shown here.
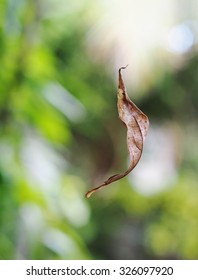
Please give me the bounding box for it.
[85,66,149,198]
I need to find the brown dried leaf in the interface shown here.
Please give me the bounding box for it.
[85,66,149,198]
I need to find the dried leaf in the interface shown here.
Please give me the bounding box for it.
[85,66,149,198]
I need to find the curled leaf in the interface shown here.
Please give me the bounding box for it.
[85,66,149,198]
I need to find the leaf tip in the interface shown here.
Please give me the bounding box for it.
[119,65,129,73]
[85,189,95,199]
[118,65,128,93]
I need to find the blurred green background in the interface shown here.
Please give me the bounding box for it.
[1,0,198,260]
